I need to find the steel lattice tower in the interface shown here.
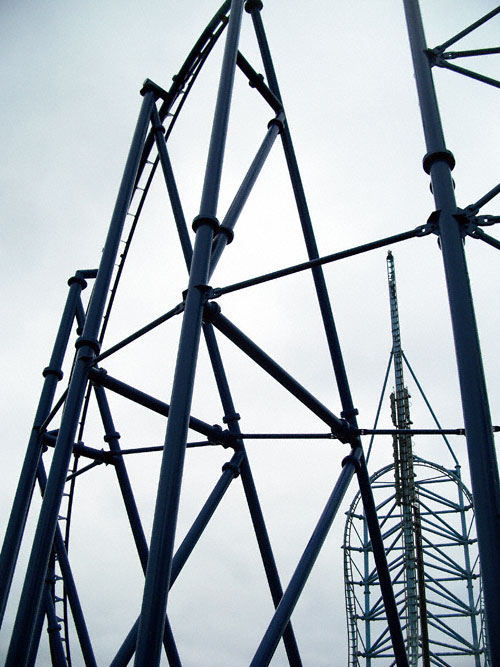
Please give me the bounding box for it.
[1,1,500,665]
[344,251,489,665]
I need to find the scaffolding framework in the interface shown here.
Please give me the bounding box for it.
[1,1,499,665]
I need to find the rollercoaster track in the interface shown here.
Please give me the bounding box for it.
[344,458,487,666]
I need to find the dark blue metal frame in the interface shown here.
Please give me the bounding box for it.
[402,2,500,663]
[1,1,498,665]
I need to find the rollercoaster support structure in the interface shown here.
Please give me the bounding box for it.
[1,1,498,665]
[402,2,500,662]
[387,252,421,666]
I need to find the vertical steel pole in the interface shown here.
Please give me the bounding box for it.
[133,3,244,664]
[5,89,156,667]
[402,2,500,662]
[0,272,87,626]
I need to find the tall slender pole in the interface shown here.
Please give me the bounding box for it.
[133,3,244,664]
[0,271,88,626]
[5,89,156,667]
[402,2,500,662]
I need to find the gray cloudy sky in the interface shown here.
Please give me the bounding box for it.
[1,1,499,665]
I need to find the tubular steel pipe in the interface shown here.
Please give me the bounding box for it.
[0,272,86,627]
[89,367,232,445]
[209,114,284,276]
[203,322,303,666]
[211,226,426,298]
[111,450,244,667]
[403,1,500,662]
[248,2,354,409]
[132,225,216,664]
[5,89,157,667]
[93,385,149,570]
[134,6,244,663]
[250,449,360,666]
[249,7,408,662]
[205,307,340,433]
[37,463,97,667]
[355,456,409,667]
[151,105,193,268]
[206,304,351,439]
[199,0,244,218]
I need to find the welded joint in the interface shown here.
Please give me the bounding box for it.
[449,208,496,240]
[45,618,62,635]
[73,441,114,465]
[89,366,108,384]
[330,419,357,444]
[267,113,285,133]
[203,300,222,320]
[222,460,241,478]
[341,446,363,472]
[182,283,213,305]
[140,78,170,102]
[341,407,359,420]
[245,0,263,12]
[425,47,443,68]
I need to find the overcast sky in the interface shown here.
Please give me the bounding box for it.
[1,1,499,665]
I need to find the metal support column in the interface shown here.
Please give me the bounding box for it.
[402,2,500,662]
[0,271,89,626]
[5,88,157,667]
[133,3,244,664]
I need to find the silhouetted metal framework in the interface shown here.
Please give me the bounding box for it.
[344,252,489,666]
[0,1,499,665]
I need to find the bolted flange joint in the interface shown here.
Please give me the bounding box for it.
[216,225,234,245]
[223,412,241,424]
[42,366,64,381]
[192,215,220,234]
[68,274,87,289]
[341,407,359,420]
[422,149,455,175]
[104,431,121,443]
[75,336,101,355]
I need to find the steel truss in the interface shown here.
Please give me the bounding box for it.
[1,1,499,665]
[345,460,486,666]
[344,252,489,666]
